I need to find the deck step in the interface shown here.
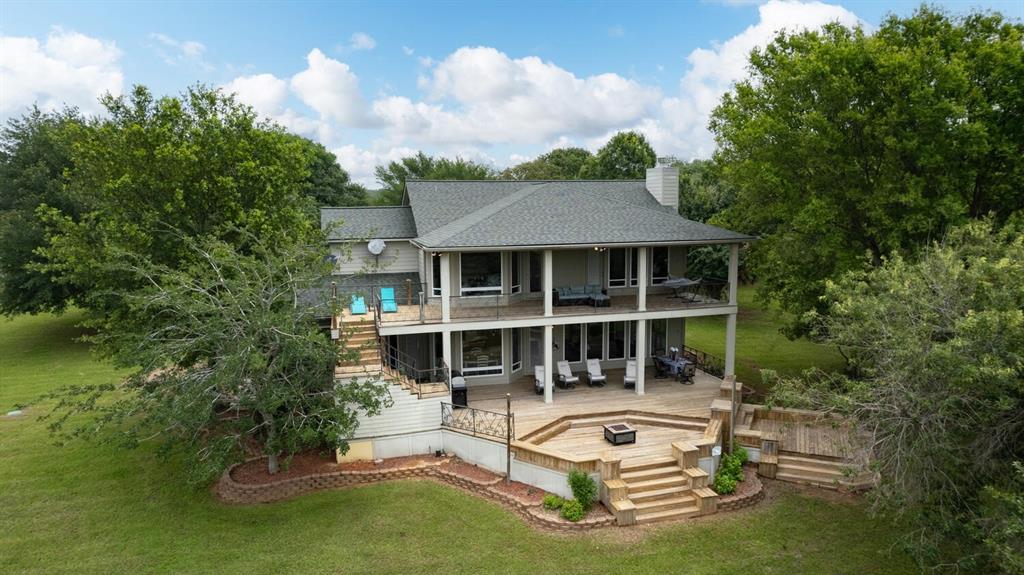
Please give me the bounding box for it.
[778,452,848,465]
[635,505,701,524]
[634,495,695,514]
[625,475,688,493]
[621,455,678,472]
[621,466,683,483]
[629,486,691,503]
[775,471,873,489]
[777,462,850,479]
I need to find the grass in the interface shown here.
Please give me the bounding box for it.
[0,311,912,575]
[686,284,847,394]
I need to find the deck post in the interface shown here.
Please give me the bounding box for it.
[543,324,553,403]
[543,249,553,317]
[440,252,452,323]
[635,319,647,395]
[637,247,648,311]
[728,243,739,305]
[505,393,512,484]
[442,329,452,388]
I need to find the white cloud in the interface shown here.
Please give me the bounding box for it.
[222,73,288,116]
[608,25,625,38]
[650,0,862,158]
[349,32,376,51]
[332,143,418,186]
[0,27,123,118]
[402,46,415,56]
[378,46,661,146]
[291,48,372,127]
[149,32,211,69]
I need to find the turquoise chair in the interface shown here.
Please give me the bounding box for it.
[380,287,398,313]
[350,295,367,315]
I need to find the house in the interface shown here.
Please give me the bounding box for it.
[322,162,759,524]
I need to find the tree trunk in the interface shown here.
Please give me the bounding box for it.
[268,452,279,475]
[261,410,279,475]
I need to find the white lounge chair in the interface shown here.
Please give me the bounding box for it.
[623,360,637,389]
[556,360,579,389]
[533,365,545,395]
[585,359,607,387]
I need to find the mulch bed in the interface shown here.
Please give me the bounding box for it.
[729,466,760,498]
[230,452,442,485]
[446,460,501,482]
[489,479,547,505]
[534,502,613,522]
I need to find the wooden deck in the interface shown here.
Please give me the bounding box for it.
[365,292,727,327]
[466,367,721,440]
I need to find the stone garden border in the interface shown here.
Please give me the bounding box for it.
[215,456,764,531]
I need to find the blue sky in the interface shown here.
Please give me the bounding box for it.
[2,0,1021,185]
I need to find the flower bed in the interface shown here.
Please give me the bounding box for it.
[216,453,615,531]
[718,466,764,512]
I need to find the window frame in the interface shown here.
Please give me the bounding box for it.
[511,328,522,372]
[651,246,670,285]
[586,323,604,360]
[510,252,521,295]
[607,248,628,288]
[459,251,503,297]
[431,253,442,297]
[461,329,504,376]
[607,321,626,360]
[563,324,582,363]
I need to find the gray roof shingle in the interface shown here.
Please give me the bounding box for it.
[405,180,753,249]
[321,206,416,240]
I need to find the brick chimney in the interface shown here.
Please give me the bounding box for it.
[646,157,679,211]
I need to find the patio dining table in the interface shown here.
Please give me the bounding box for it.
[654,355,691,378]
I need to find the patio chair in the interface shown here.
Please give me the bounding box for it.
[350,295,367,315]
[555,360,578,389]
[379,287,398,313]
[679,362,696,385]
[533,365,545,395]
[623,360,637,390]
[585,359,607,387]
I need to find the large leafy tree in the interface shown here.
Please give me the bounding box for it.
[296,137,368,207]
[711,8,1024,336]
[373,152,497,205]
[768,220,1024,571]
[502,147,592,180]
[0,108,85,315]
[578,131,656,179]
[36,231,391,482]
[40,85,319,316]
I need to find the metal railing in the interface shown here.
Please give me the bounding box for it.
[681,345,725,378]
[441,402,514,442]
[379,335,450,398]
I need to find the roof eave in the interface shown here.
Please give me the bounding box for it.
[410,237,756,252]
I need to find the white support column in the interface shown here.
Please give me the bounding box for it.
[440,252,452,323]
[635,319,647,395]
[543,324,554,404]
[728,243,739,305]
[637,247,648,311]
[725,314,737,378]
[441,329,453,381]
[543,249,553,317]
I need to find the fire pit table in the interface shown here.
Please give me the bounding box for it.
[603,423,636,445]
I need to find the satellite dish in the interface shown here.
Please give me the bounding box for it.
[367,239,386,255]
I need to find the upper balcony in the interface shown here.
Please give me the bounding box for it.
[332,245,739,332]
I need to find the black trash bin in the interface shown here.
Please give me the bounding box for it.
[451,376,467,407]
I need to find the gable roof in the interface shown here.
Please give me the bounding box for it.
[321,206,416,241]
[405,180,753,250]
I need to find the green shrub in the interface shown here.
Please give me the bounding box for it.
[542,494,565,510]
[714,472,738,495]
[568,469,597,510]
[733,445,749,465]
[560,499,585,522]
[720,453,743,480]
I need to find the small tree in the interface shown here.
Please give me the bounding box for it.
[578,131,656,179]
[35,230,391,482]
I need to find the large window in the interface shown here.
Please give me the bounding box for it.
[563,324,582,363]
[460,252,502,296]
[607,322,625,360]
[651,247,669,284]
[608,248,641,287]
[651,319,668,356]
[462,329,503,376]
[586,323,604,360]
[431,254,442,296]
[511,328,522,372]
[510,253,521,294]
[529,252,542,292]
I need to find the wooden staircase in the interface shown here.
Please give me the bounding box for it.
[621,456,702,524]
[776,452,874,491]
[333,316,448,400]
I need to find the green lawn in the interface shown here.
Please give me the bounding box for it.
[0,311,911,575]
[686,285,846,394]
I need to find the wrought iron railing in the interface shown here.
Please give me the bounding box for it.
[379,335,450,398]
[441,402,514,441]
[681,345,725,378]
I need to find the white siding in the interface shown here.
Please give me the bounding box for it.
[352,383,447,439]
[332,240,420,275]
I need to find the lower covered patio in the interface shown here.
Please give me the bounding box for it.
[464,366,722,439]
